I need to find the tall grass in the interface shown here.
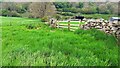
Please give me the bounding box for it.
[1,16,118,66]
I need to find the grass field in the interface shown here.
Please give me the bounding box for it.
[1,16,118,66]
[81,14,118,20]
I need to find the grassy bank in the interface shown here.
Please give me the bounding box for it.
[1,16,118,66]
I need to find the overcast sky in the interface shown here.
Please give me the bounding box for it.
[2,0,120,2]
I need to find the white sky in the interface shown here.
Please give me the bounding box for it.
[2,0,120,2]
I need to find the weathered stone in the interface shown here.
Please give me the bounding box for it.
[112,20,118,24]
[79,18,119,38]
[95,26,102,29]
[116,31,120,35]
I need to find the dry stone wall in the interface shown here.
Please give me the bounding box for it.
[81,20,120,38]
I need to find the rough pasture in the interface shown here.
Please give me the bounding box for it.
[1,16,118,66]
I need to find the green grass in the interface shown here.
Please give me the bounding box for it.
[59,13,118,20]
[81,14,118,20]
[1,16,118,66]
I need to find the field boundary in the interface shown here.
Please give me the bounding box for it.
[56,21,82,31]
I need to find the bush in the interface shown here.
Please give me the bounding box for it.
[61,16,70,20]
[57,9,63,12]
[60,12,74,16]
[21,12,31,18]
[81,7,97,14]
[41,16,49,22]
[99,10,111,14]
[1,9,9,16]
[9,11,21,17]
[62,8,71,12]
[70,8,81,13]
[53,14,61,20]
[1,10,21,17]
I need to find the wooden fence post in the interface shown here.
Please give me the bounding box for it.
[54,20,57,28]
[57,21,59,28]
[79,19,81,29]
[68,20,70,31]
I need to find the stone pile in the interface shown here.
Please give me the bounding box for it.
[81,20,120,38]
[111,21,120,38]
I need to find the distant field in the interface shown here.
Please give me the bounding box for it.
[58,14,118,21]
[81,14,118,20]
[1,16,118,66]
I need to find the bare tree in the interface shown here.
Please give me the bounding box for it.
[106,2,118,14]
[98,4,110,14]
[28,2,56,18]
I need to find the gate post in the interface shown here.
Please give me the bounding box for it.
[57,21,59,28]
[79,19,81,29]
[68,20,70,31]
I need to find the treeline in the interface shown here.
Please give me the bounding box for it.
[54,2,118,16]
[0,2,119,19]
[0,3,30,17]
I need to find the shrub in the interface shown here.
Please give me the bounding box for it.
[81,7,97,14]
[2,10,21,17]
[99,10,111,14]
[70,8,81,13]
[1,9,9,16]
[61,16,70,20]
[62,8,71,12]
[60,12,74,16]
[10,11,21,17]
[21,12,31,18]
[41,16,49,22]
[53,14,61,20]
